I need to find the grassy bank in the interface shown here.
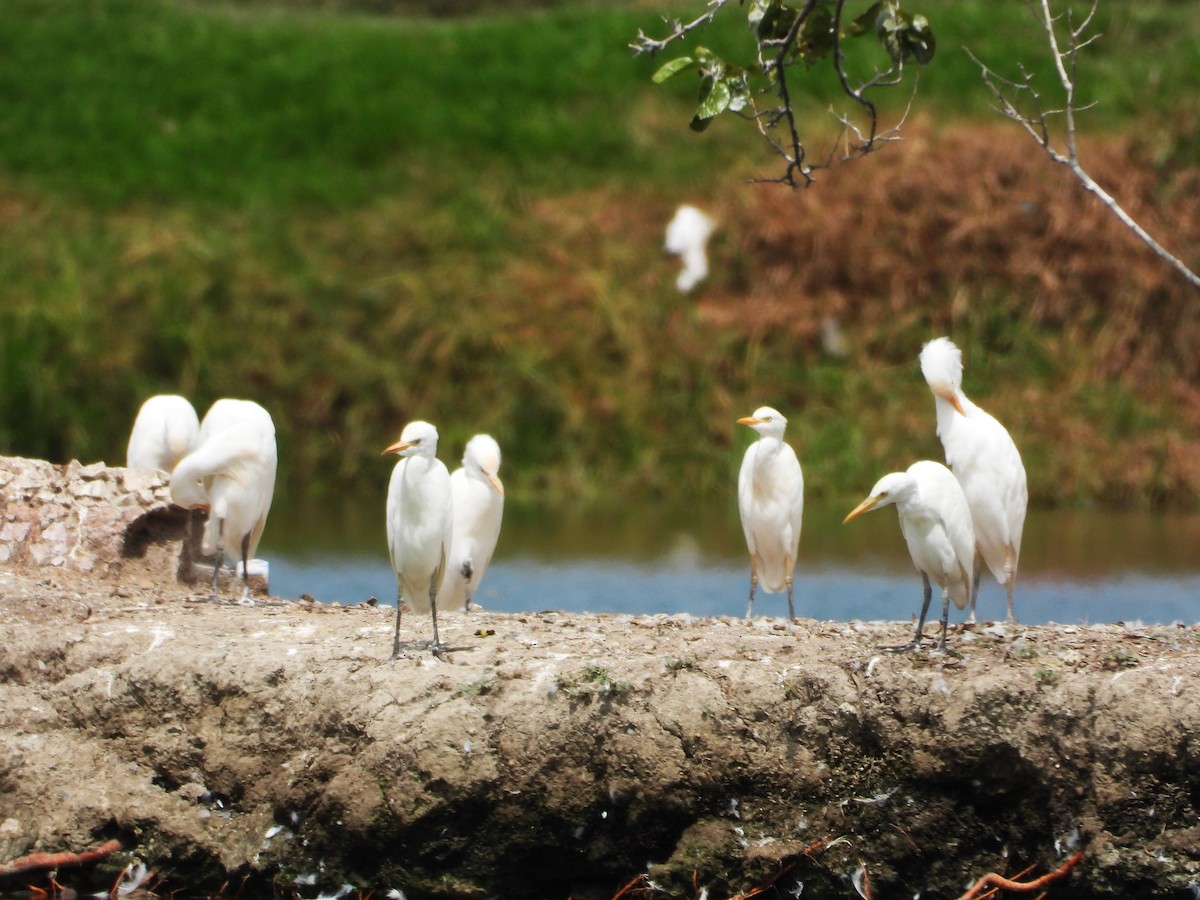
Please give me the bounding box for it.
[0,0,1198,507]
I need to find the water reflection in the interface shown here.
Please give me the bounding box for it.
[259,495,1200,626]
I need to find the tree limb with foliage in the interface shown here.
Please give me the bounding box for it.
[967,0,1200,291]
[631,0,936,187]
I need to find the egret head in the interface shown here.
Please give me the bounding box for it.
[919,337,967,415]
[464,434,504,496]
[843,471,915,523]
[383,420,440,458]
[737,406,788,440]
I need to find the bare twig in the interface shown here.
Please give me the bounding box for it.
[629,0,734,56]
[970,0,1200,291]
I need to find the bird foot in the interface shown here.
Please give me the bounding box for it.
[877,641,923,654]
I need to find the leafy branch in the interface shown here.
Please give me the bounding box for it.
[632,0,936,187]
[968,0,1200,291]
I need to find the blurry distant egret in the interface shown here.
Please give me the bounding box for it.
[737,406,804,619]
[843,461,975,652]
[126,394,200,471]
[664,204,716,293]
[920,337,1028,623]
[170,399,277,603]
[384,420,453,659]
[441,434,505,613]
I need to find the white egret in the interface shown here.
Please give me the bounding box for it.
[737,406,804,619]
[126,394,200,471]
[843,461,975,652]
[919,337,1028,623]
[441,434,505,613]
[384,420,453,659]
[664,204,716,293]
[170,399,277,602]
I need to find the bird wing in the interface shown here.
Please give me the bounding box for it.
[736,442,759,552]
[782,444,804,556]
[938,475,977,610]
[909,462,975,609]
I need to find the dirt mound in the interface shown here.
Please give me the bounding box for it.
[2,458,1200,898]
[3,573,1200,899]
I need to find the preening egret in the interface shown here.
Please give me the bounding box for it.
[843,460,975,652]
[919,337,1028,623]
[170,399,277,602]
[126,395,200,471]
[384,420,453,659]
[664,204,716,293]
[737,406,804,619]
[441,434,505,613]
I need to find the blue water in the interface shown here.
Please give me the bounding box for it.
[267,552,1200,626]
[259,500,1200,626]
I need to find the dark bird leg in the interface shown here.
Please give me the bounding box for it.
[966,549,983,624]
[238,532,253,605]
[1004,546,1018,624]
[391,590,404,660]
[428,548,447,658]
[937,586,952,653]
[785,555,796,621]
[880,572,932,653]
[745,556,758,618]
[208,519,225,601]
[461,559,474,612]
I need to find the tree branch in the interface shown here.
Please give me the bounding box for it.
[629,0,734,57]
[970,0,1200,291]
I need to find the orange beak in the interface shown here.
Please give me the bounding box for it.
[843,495,879,524]
[935,386,967,417]
[488,473,505,496]
[382,438,413,456]
[737,416,762,427]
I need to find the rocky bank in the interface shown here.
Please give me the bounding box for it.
[1,455,1199,899]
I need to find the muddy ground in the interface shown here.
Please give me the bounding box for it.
[2,458,1200,899]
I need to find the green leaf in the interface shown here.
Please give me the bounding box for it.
[872,4,936,64]
[797,4,837,62]
[652,56,696,83]
[694,78,732,121]
[907,15,936,64]
[847,1,883,38]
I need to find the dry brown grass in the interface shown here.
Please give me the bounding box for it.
[508,120,1200,504]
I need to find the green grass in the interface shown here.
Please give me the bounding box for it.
[0,0,1197,507]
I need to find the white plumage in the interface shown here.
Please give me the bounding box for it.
[737,406,804,619]
[126,394,200,472]
[844,460,975,652]
[441,434,505,613]
[169,398,277,602]
[919,337,1028,623]
[384,420,453,658]
[664,204,716,293]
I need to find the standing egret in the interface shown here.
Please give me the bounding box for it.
[126,394,200,471]
[843,461,975,652]
[737,406,804,619]
[919,337,1028,623]
[441,434,505,613]
[664,204,716,293]
[170,399,277,603]
[384,420,453,659]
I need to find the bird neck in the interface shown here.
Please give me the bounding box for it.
[755,434,785,457]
